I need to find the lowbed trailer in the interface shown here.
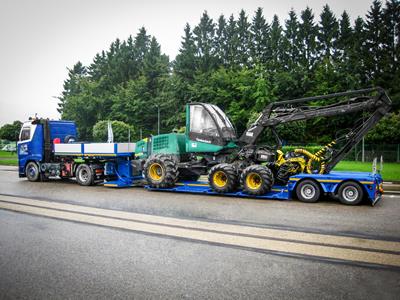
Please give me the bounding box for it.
[144,171,384,206]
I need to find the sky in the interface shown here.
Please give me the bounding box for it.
[0,0,373,126]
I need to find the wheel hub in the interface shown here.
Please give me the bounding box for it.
[213,171,228,187]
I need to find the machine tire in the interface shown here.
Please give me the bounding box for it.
[337,181,364,205]
[208,163,237,193]
[241,165,274,195]
[296,179,321,203]
[144,154,178,188]
[25,162,40,182]
[76,164,94,186]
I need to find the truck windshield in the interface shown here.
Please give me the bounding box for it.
[20,127,31,141]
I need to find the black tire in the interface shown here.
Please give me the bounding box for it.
[25,162,40,182]
[64,135,76,143]
[144,154,178,188]
[296,179,321,203]
[208,163,237,193]
[241,165,274,195]
[337,181,364,205]
[76,164,94,186]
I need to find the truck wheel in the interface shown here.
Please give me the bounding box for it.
[296,179,321,203]
[76,164,94,186]
[144,154,178,188]
[209,163,237,193]
[337,181,364,205]
[241,165,274,195]
[26,162,40,182]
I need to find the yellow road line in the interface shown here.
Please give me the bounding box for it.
[0,200,399,267]
[0,195,399,254]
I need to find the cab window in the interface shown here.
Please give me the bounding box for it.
[20,127,30,141]
[190,105,219,137]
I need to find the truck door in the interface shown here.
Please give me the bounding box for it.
[17,123,42,176]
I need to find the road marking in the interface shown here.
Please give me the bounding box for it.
[0,195,399,268]
[0,194,398,253]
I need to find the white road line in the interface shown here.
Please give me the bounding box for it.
[1,200,400,267]
[0,194,399,253]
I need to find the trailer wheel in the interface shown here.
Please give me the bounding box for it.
[241,165,274,195]
[209,163,237,193]
[26,162,40,182]
[337,181,364,205]
[296,179,321,203]
[76,164,94,186]
[144,154,178,188]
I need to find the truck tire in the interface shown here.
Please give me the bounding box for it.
[209,163,237,193]
[76,164,94,186]
[241,165,274,195]
[337,181,364,205]
[144,154,178,188]
[296,179,321,203]
[25,162,40,182]
[64,135,76,143]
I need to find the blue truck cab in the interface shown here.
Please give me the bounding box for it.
[17,119,77,178]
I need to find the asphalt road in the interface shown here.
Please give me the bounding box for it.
[0,166,399,299]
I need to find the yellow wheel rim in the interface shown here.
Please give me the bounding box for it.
[149,163,163,181]
[246,173,262,190]
[213,171,228,188]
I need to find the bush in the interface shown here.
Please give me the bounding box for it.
[93,120,136,143]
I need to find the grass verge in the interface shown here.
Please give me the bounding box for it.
[334,161,400,182]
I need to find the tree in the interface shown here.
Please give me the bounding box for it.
[250,7,269,65]
[93,120,136,142]
[299,7,318,70]
[174,23,198,80]
[318,5,339,59]
[236,9,251,66]
[283,9,301,69]
[0,121,22,141]
[193,11,216,73]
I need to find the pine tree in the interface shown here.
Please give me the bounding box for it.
[236,9,251,66]
[283,9,301,68]
[57,62,87,113]
[174,23,198,80]
[337,11,353,61]
[250,7,269,65]
[268,15,284,72]
[299,7,318,69]
[193,11,216,73]
[318,4,339,59]
[365,0,384,80]
[214,15,228,66]
[225,15,239,68]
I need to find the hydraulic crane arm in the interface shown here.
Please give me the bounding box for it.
[238,87,392,171]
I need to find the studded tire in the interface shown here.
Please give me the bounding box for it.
[241,165,274,195]
[208,163,238,193]
[144,154,178,188]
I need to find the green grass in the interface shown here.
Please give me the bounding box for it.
[334,161,400,182]
[0,150,17,166]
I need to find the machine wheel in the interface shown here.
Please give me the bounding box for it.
[296,179,321,203]
[25,162,40,182]
[208,163,237,193]
[144,154,178,188]
[76,164,94,186]
[241,165,274,195]
[337,181,364,205]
